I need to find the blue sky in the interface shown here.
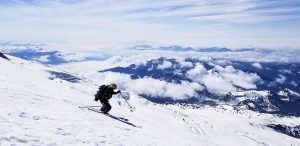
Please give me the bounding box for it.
[0,0,299,50]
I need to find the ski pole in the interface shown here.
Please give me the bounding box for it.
[124,98,133,110]
[118,92,134,112]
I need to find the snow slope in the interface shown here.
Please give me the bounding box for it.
[1,56,300,146]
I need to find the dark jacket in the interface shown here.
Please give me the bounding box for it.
[100,86,119,103]
[0,52,10,60]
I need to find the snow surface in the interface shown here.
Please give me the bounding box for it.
[1,56,300,146]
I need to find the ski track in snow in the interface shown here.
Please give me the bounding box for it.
[164,106,207,136]
[1,56,300,146]
[235,131,269,146]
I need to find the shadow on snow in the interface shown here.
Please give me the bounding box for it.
[79,106,139,128]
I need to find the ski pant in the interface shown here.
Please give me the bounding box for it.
[100,101,111,114]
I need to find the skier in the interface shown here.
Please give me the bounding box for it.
[0,52,10,60]
[95,83,121,114]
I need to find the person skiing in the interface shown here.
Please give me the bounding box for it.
[0,52,10,60]
[95,83,121,114]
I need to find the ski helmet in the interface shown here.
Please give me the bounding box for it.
[110,83,117,89]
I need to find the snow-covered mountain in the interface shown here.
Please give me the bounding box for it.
[1,54,300,145]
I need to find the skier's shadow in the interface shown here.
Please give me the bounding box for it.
[106,114,138,128]
[79,106,139,128]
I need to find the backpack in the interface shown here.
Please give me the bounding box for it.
[94,85,108,101]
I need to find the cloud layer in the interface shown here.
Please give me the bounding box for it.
[94,72,203,100]
[187,64,261,95]
[90,58,263,100]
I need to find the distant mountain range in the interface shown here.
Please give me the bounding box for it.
[0,44,290,65]
[131,45,274,53]
[7,49,68,65]
[2,49,105,65]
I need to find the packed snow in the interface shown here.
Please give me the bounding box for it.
[1,56,300,146]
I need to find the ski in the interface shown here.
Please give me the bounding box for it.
[79,105,102,108]
[79,106,140,128]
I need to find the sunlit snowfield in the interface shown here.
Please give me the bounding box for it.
[1,55,299,145]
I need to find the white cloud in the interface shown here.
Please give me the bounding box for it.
[186,64,261,95]
[95,71,203,100]
[279,69,292,74]
[215,65,261,89]
[157,60,173,69]
[252,62,262,69]
[291,81,298,87]
[202,74,236,95]
[127,77,203,100]
[214,60,232,66]
[33,55,50,63]
[186,63,208,82]
[186,64,237,94]
[176,58,194,68]
[105,53,161,68]
[275,74,287,84]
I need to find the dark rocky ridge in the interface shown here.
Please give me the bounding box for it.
[267,124,300,139]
